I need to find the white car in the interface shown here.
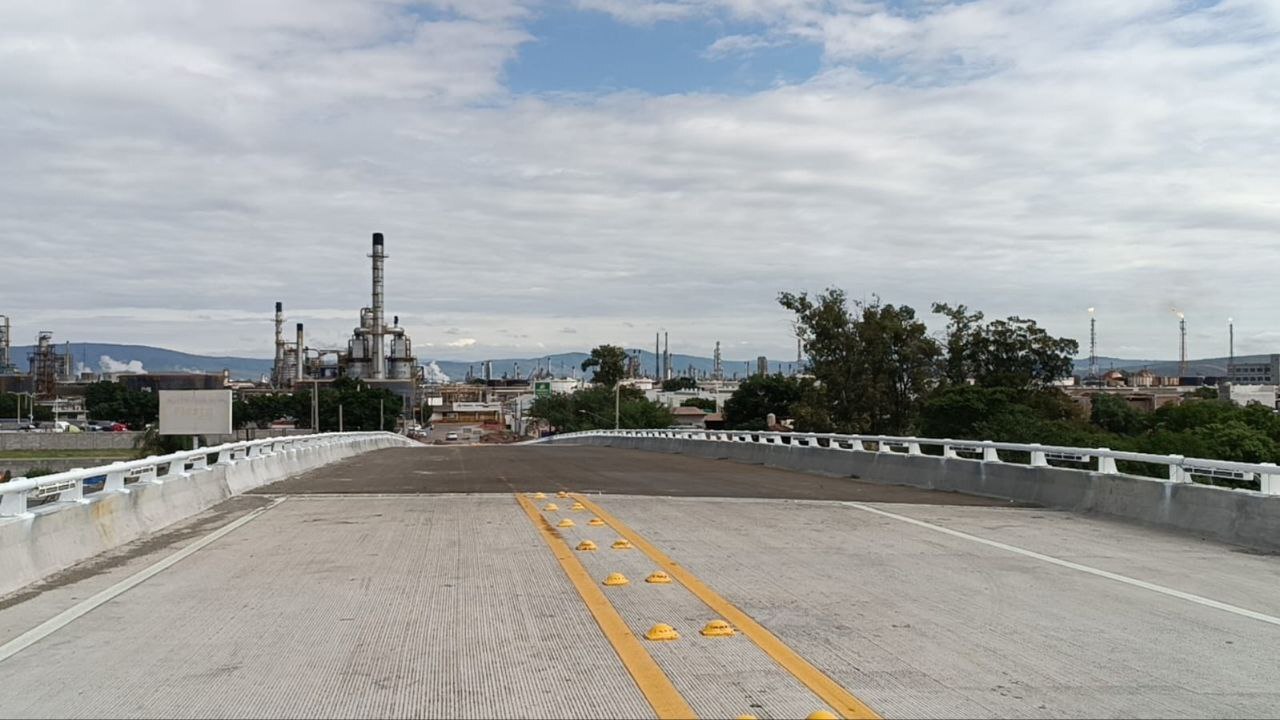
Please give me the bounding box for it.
[445,431,459,441]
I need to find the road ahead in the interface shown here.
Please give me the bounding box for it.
[1,444,1278,718]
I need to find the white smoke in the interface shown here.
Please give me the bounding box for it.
[422,361,450,383]
[98,355,146,374]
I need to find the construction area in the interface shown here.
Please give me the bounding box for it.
[1,444,1277,719]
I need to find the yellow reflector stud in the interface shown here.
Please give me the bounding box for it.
[807,712,838,720]
[611,539,634,550]
[576,540,598,551]
[700,619,736,637]
[533,492,546,500]
[543,503,559,512]
[602,572,630,586]
[645,571,672,584]
[588,518,605,526]
[571,502,586,511]
[645,624,680,641]
[558,518,576,528]
[557,491,569,498]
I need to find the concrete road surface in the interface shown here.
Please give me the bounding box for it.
[1,444,1278,719]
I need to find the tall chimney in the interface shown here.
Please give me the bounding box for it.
[296,322,305,382]
[655,333,660,379]
[274,302,284,387]
[663,331,670,380]
[370,233,386,379]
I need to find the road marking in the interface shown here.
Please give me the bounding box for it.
[0,497,288,664]
[514,493,697,720]
[574,494,880,720]
[843,501,1280,629]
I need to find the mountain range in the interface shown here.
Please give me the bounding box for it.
[10,343,1267,382]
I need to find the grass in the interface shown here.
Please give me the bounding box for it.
[0,449,135,460]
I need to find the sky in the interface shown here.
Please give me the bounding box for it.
[1,0,1278,363]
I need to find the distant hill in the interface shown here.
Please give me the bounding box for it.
[13,343,273,380]
[12,342,1264,383]
[1071,354,1274,378]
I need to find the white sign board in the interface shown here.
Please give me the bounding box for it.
[159,390,233,435]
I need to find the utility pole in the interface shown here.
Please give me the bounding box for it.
[379,398,384,431]
[614,384,620,430]
[311,379,319,432]
[338,404,344,433]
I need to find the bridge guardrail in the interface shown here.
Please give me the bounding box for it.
[0,432,406,517]
[535,429,1280,495]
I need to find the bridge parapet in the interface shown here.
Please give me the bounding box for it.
[0,432,415,596]
[534,429,1280,550]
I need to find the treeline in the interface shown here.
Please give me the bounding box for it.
[721,288,1279,470]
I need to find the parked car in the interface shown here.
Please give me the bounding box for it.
[445,431,459,441]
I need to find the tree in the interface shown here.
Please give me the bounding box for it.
[84,381,159,429]
[528,385,673,433]
[680,397,716,413]
[581,345,627,387]
[0,393,53,422]
[780,289,938,434]
[723,374,809,430]
[662,376,697,391]
[1090,394,1145,435]
[932,303,1078,388]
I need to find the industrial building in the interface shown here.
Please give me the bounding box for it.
[270,233,420,415]
[1229,354,1280,385]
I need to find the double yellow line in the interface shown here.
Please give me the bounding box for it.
[516,491,880,719]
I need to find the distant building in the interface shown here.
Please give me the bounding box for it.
[1224,384,1278,408]
[756,356,768,376]
[1230,354,1280,385]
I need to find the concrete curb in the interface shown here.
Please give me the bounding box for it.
[0,434,412,597]
[552,435,1280,552]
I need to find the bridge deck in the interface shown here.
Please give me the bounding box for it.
[1,445,1278,718]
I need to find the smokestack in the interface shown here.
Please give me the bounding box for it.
[1229,318,1235,382]
[296,322,305,382]
[655,333,660,379]
[663,331,669,380]
[274,302,285,387]
[370,233,386,379]
[1179,317,1187,377]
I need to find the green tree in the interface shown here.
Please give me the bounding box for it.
[1090,394,1145,435]
[0,393,53,422]
[680,397,716,413]
[723,374,810,430]
[780,289,938,434]
[932,303,1078,388]
[581,345,627,387]
[662,376,698,391]
[84,381,159,429]
[529,385,673,432]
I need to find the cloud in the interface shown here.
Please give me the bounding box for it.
[1,1,1277,362]
[560,327,578,334]
[97,355,146,374]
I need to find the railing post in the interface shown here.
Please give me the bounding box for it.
[60,475,85,502]
[943,442,958,459]
[1096,449,1118,474]
[1030,447,1048,467]
[1167,456,1187,483]
[1260,463,1278,494]
[0,489,27,516]
[105,468,127,492]
[907,441,922,455]
[982,444,1000,462]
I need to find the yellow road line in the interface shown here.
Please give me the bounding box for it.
[572,494,881,720]
[514,493,697,720]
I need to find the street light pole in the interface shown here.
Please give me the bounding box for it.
[614,383,620,430]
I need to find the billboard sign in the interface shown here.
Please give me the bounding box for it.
[159,390,233,435]
[535,381,551,398]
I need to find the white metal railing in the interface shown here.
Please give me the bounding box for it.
[0,432,401,517]
[536,429,1280,495]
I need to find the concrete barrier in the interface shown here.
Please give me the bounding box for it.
[0,433,412,597]
[554,435,1280,552]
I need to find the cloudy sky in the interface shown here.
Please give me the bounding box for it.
[2,0,1277,363]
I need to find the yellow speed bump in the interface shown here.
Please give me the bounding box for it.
[571,502,587,512]
[558,518,576,528]
[588,517,605,526]
[602,572,630,586]
[645,624,680,641]
[543,503,559,512]
[557,491,569,498]
[576,540,598,552]
[645,571,672,584]
[532,492,546,500]
[611,539,634,550]
[700,619,736,637]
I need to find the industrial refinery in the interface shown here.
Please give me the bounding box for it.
[270,232,420,405]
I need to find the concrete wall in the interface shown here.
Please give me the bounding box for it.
[554,435,1280,553]
[0,432,142,451]
[0,433,413,597]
